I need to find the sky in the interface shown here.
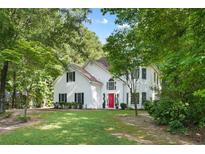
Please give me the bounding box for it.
[84,8,117,44]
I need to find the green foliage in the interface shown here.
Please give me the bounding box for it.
[120,103,127,110]
[0,9,104,111]
[145,99,189,133]
[54,102,83,109]
[198,117,205,129]
[103,8,205,131]
[168,120,187,134]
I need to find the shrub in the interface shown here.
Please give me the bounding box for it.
[144,100,154,113]
[120,103,127,110]
[115,103,119,109]
[72,102,78,109]
[79,103,83,109]
[199,117,205,128]
[54,102,60,109]
[145,98,189,133]
[102,102,106,109]
[168,120,187,134]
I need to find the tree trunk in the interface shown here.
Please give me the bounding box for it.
[23,95,28,117]
[0,61,9,113]
[134,97,138,116]
[11,69,17,108]
[130,88,138,116]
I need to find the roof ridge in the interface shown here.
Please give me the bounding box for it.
[69,64,102,84]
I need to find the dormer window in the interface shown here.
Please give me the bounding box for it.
[67,72,75,82]
[106,78,116,90]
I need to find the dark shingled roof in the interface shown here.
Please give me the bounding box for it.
[70,64,102,84]
[95,57,110,70]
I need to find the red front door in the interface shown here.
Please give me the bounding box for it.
[108,93,114,108]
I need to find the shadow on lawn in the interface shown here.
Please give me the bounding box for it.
[8,111,135,145]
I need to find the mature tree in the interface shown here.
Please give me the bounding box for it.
[104,29,142,116]
[0,9,103,114]
[103,8,205,127]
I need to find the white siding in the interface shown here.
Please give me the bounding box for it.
[84,62,125,108]
[54,62,161,109]
[54,67,93,108]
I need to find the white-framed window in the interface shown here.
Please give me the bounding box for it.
[67,72,75,82]
[75,93,84,105]
[59,93,67,102]
[106,78,116,90]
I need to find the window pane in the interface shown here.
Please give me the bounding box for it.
[107,81,116,90]
[67,72,75,82]
[142,68,146,79]
[59,93,67,102]
[75,93,84,104]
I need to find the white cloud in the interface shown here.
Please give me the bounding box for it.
[96,18,108,24]
[117,23,130,29]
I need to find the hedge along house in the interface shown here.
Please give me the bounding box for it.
[54,57,161,109]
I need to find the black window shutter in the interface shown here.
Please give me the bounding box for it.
[74,93,76,102]
[59,94,61,102]
[66,73,68,82]
[73,72,75,81]
[82,93,84,105]
[126,93,129,104]
[65,93,67,102]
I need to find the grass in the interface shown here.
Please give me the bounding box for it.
[0,110,195,144]
[0,110,139,145]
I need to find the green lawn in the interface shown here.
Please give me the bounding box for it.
[0,110,138,145]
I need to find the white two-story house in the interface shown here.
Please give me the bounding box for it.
[54,57,161,109]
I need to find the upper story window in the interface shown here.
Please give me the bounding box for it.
[67,72,75,82]
[106,78,116,90]
[133,68,139,79]
[142,68,147,79]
